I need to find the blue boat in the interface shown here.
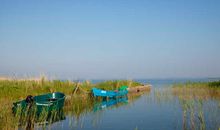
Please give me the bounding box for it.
[92,87,128,98]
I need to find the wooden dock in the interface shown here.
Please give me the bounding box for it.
[128,84,151,93]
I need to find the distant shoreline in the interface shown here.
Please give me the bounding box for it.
[0,76,220,82]
[0,76,45,81]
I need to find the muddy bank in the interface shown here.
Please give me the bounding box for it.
[128,85,151,93]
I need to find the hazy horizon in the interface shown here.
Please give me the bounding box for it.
[1,0,220,79]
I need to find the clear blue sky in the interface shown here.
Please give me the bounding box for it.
[0,0,220,79]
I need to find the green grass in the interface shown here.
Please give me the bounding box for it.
[94,80,142,90]
[0,79,142,100]
[208,80,220,88]
[173,80,220,89]
[0,79,75,100]
[172,82,220,100]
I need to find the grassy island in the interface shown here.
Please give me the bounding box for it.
[172,80,220,100]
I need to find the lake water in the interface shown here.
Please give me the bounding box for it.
[35,78,220,130]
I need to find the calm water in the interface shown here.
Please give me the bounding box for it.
[35,78,220,130]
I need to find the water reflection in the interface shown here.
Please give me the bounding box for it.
[16,108,65,130]
[153,87,220,130]
[19,87,220,130]
[64,91,147,117]
[93,96,128,112]
[60,92,147,130]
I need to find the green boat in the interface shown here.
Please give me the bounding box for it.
[12,92,65,115]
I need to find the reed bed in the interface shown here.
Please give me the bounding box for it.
[148,81,220,130]
[171,81,220,130]
[172,81,220,100]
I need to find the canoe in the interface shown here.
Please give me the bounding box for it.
[12,92,65,115]
[92,87,128,98]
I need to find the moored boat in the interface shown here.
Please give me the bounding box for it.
[12,92,65,115]
[92,86,128,98]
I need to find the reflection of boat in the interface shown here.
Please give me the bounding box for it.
[19,108,65,129]
[41,108,66,124]
[12,92,65,115]
[93,96,128,112]
[92,86,128,98]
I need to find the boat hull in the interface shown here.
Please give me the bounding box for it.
[92,88,128,98]
[12,92,65,115]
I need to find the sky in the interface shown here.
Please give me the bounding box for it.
[0,0,220,79]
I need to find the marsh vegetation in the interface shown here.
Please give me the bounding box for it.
[0,78,219,130]
[0,78,143,129]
